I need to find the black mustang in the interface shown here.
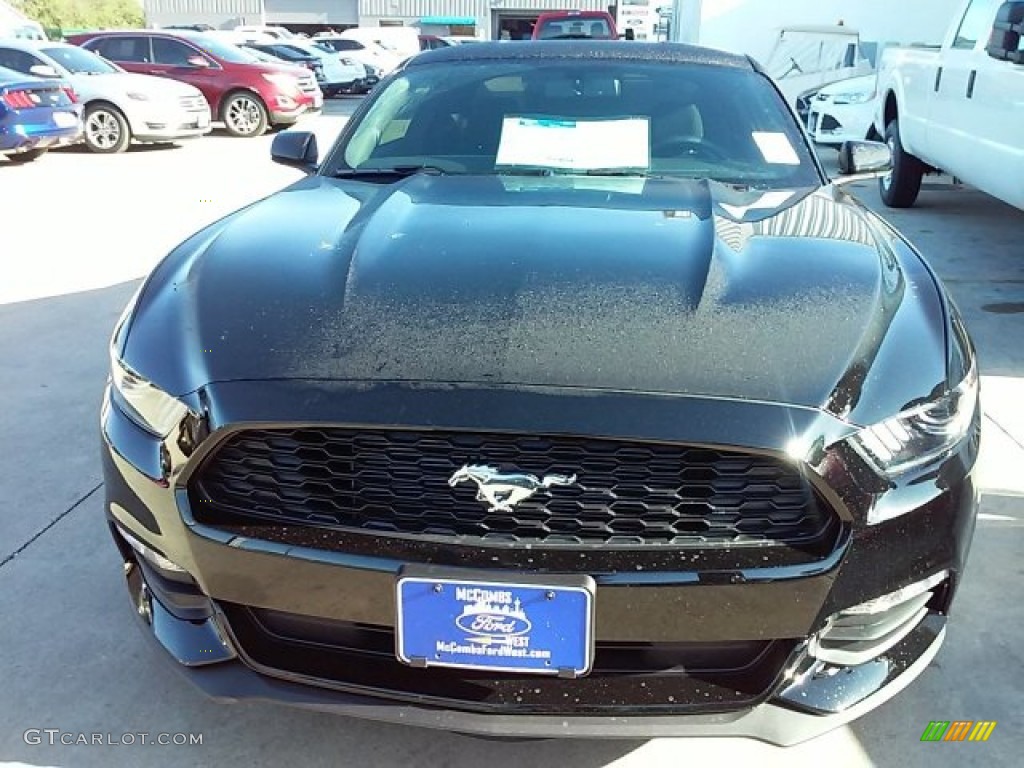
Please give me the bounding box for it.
[101,42,979,745]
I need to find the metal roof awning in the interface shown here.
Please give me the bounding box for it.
[420,16,477,25]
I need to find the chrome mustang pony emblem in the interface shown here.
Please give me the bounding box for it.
[448,465,578,513]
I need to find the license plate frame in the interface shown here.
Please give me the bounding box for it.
[52,111,78,128]
[395,566,595,678]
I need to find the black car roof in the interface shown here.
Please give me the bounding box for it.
[406,41,756,71]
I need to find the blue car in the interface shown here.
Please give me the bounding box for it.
[1,65,82,163]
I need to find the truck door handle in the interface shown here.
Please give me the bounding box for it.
[933,67,943,91]
[966,70,977,98]
[147,69,163,75]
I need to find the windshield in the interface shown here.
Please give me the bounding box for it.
[330,58,819,188]
[763,33,861,80]
[184,34,261,64]
[42,45,119,74]
[536,18,614,40]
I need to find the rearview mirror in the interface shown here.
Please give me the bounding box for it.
[271,130,318,174]
[986,1,1024,63]
[29,64,60,78]
[837,140,892,178]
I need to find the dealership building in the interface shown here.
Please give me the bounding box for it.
[143,0,617,39]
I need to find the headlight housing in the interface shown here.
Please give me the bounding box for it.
[108,287,192,438]
[832,90,876,105]
[262,72,299,91]
[110,356,190,438]
[849,362,979,480]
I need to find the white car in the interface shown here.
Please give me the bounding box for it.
[805,75,880,147]
[0,40,211,153]
[265,40,366,96]
[313,35,403,75]
[234,25,296,41]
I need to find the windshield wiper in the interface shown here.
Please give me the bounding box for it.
[582,169,650,177]
[332,164,449,180]
[495,167,557,176]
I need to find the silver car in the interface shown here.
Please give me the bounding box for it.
[0,40,211,153]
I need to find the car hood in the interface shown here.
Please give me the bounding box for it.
[69,71,202,99]
[817,74,876,98]
[123,174,948,424]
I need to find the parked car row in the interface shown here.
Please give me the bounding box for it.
[1,27,381,163]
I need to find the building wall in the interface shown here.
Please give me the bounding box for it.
[144,0,263,29]
[265,0,359,25]
[359,0,610,32]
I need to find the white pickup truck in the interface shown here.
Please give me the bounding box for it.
[874,0,1024,209]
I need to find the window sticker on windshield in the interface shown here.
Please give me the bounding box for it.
[751,132,801,165]
[495,116,650,171]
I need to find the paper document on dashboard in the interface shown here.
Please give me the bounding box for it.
[495,116,650,171]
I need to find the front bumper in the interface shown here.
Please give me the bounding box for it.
[131,108,212,142]
[100,380,978,744]
[126,564,945,744]
[807,101,875,146]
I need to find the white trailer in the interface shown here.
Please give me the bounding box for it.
[666,0,965,63]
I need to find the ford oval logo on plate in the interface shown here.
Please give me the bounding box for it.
[456,608,532,638]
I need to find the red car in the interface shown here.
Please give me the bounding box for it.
[532,11,619,40]
[65,30,322,137]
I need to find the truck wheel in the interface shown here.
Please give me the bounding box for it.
[879,119,924,208]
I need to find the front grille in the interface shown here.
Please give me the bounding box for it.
[189,428,835,549]
[220,602,796,714]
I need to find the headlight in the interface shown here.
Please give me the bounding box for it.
[849,362,979,480]
[832,90,876,105]
[110,355,190,438]
[126,91,150,101]
[108,287,191,438]
[262,72,299,90]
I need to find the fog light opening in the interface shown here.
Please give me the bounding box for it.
[810,571,949,666]
[114,524,188,575]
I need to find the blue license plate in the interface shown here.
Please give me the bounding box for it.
[396,570,595,677]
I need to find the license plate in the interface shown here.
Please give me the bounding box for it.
[52,111,77,128]
[396,569,595,677]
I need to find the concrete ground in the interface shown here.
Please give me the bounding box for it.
[1,100,1021,767]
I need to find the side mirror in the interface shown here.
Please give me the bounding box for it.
[837,140,892,179]
[271,130,318,173]
[985,1,1024,63]
[622,29,636,41]
[186,55,212,68]
[29,64,60,78]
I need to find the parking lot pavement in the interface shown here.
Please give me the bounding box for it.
[0,125,1021,767]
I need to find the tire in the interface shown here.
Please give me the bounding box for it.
[84,104,131,154]
[221,92,268,138]
[6,148,46,163]
[879,119,924,208]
